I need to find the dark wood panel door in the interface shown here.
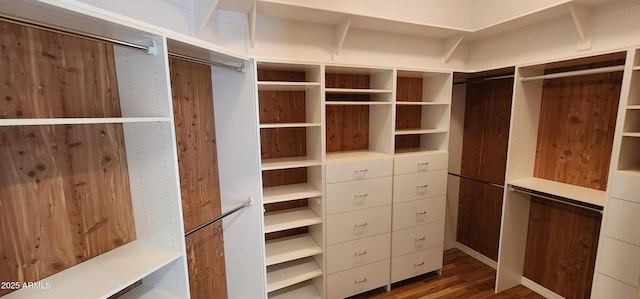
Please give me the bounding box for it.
[456,77,513,261]
[169,57,227,299]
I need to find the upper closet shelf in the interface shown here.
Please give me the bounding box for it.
[325,88,392,94]
[261,156,322,171]
[0,117,171,127]
[508,177,606,208]
[396,101,449,106]
[395,129,448,135]
[2,240,181,299]
[325,101,392,106]
[260,123,322,128]
[258,82,321,91]
[263,183,322,204]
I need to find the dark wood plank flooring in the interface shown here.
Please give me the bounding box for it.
[350,248,543,299]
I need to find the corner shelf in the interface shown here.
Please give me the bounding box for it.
[266,234,323,266]
[264,207,322,233]
[263,183,322,204]
[266,258,323,293]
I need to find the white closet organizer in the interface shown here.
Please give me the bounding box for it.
[0,2,189,298]
[593,47,640,298]
[256,61,325,299]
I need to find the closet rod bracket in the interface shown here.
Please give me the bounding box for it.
[146,40,158,56]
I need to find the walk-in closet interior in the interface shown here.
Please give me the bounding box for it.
[1,0,640,298]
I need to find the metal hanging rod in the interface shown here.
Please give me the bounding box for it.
[167,52,245,73]
[509,185,603,214]
[520,65,625,82]
[184,197,253,237]
[448,172,504,189]
[0,14,154,54]
[453,74,515,85]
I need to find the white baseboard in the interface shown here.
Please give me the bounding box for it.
[454,241,497,270]
[520,277,565,299]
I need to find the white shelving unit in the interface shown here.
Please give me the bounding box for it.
[256,61,325,299]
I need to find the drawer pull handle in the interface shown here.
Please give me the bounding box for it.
[417,162,429,171]
[354,222,368,228]
[416,184,428,194]
[353,169,369,179]
[354,250,368,256]
[416,211,427,216]
[354,278,367,285]
[353,193,368,202]
[414,262,425,268]
[415,236,426,242]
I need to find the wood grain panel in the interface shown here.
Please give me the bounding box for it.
[169,58,227,299]
[396,77,423,102]
[0,21,121,119]
[534,71,622,191]
[523,197,602,299]
[456,77,513,261]
[395,106,422,130]
[0,21,134,295]
[185,222,227,299]
[394,135,421,150]
[260,128,307,159]
[325,73,370,89]
[326,105,369,152]
[258,91,306,124]
[257,69,305,82]
[262,168,307,188]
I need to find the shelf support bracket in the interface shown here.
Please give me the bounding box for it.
[570,3,592,51]
[248,0,257,48]
[192,0,220,37]
[334,16,352,56]
[442,33,465,63]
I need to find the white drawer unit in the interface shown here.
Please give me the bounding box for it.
[391,221,444,257]
[598,236,640,288]
[325,158,393,184]
[326,233,391,274]
[326,176,392,215]
[609,171,640,204]
[326,259,390,299]
[393,170,447,203]
[593,274,639,299]
[392,196,445,231]
[604,197,640,247]
[326,205,392,245]
[393,152,448,175]
[390,245,444,283]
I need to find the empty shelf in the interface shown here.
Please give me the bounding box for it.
[263,183,322,204]
[260,123,322,129]
[119,287,181,299]
[258,82,320,91]
[268,281,321,299]
[264,207,322,233]
[394,149,448,157]
[3,240,182,299]
[508,177,606,208]
[267,258,322,293]
[261,157,322,171]
[325,88,392,94]
[395,128,448,135]
[265,234,322,266]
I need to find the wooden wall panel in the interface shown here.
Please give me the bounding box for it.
[258,91,306,124]
[523,197,602,299]
[394,135,421,150]
[325,73,370,89]
[395,106,422,130]
[169,58,227,299]
[262,168,307,188]
[257,69,305,82]
[456,78,513,261]
[326,105,369,152]
[0,21,135,296]
[396,77,423,102]
[534,71,622,191]
[260,128,307,159]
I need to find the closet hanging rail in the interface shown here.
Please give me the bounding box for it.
[184,197,253,237]
[448,172,504,189]
[509,185,603,214]
[167,52,245,73]
[520,65,625,81]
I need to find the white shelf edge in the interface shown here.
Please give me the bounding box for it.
[395,101,450,106]
[261,157,323,171]
[265,234,322,266]
[0,117,171,126]
[263,183,322,204]
[508,177,605,208]
[633,66,640,71]
[622,132,640,137]
[2,240,182,299]
[258,82,321,91]
[325,150,392,163]
[325,101,392,106]
[259,123,322,129]
[268,281,321,299]
[264,207,322,234]
[266,258,322,293]
[616,169,640,176]
[626,105,640,109]
[325,88,392,94]
[118,287,181,299]
[394,128,448,135]
[394,149,448,156]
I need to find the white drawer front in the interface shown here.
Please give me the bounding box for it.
[393,170,447,203]
[392,197,445,230]
[394,152,448,175]
[391,246,443,283]
[604,197,640,246]
[593,274,638,299]
[609,171,640,204]
[598,236,640,287]
[326,176,392,215]
[327,259,390,299]
[326,158,392,184]
[391,221,444,257]
[327,205,391,245]
[327,233,391,274]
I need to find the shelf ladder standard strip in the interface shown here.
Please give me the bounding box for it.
[0,117,172,126]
